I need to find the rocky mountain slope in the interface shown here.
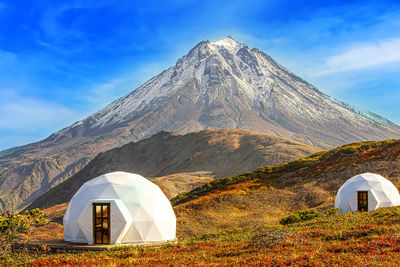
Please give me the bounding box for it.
[28,129,321,210]
[54,37,400,149]
[172,139,400,238]
[1,37,400,211]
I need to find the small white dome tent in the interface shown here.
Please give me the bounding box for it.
[335,173,400,213]
[63,171,176,245]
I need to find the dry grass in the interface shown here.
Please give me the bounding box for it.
[25,203,68,241]
[152,171,215,199]
[173,139,400,238]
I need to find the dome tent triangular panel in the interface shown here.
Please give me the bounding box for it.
[63,171,176,245]
[335,173,400,213]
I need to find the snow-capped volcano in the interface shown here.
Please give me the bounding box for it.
[1,37,400,211]
[62,36,399,147]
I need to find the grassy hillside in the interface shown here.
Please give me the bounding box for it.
[152,171,215,199]
[31,139,400,241]
[23,207,400,266]
[27,128,321,210]
[172,139,400,238]
[13,139,400,265]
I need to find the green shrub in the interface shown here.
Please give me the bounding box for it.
[324,208,340,216]
[0,208,47,265]
[280,208,341,225]
[280,209,321,225]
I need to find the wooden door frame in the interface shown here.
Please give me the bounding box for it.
[92,203,111,245]
[357,191,368,212]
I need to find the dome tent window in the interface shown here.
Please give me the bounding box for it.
[63,171,176,245]
[335,173,400,213]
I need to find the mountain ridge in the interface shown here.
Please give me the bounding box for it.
[27,128,322,210]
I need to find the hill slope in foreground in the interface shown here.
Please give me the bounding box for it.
[173,139,400,238]
[28,128,320,210]
[28,207,400,265]
[34,138,400,243]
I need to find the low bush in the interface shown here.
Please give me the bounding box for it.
[0,208,47,265]
[280,209,321,225]
[280,208,340,225]
[324,207,340,216]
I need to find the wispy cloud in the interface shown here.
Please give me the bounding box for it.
[0,91,77,131]
[36,5,90,54]
[81,61,173,111]
[35,1,124,54]
[0,90,81,150]
[314,38,400,75]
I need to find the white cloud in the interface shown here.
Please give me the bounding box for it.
[315,38,400,75]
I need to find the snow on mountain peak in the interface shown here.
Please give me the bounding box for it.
[81,37,399,141]
[211,37,242,52]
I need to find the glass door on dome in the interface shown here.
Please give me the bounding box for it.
[93,203,110,244]
[357,191,368,212]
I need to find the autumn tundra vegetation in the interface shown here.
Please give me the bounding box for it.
[2,207,400,265]
[2,139,400,265]
[0,209,46,265]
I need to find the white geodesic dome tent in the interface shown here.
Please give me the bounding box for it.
[335,173,400,213]
[63,171,176,245]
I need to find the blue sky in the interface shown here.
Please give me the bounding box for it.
[1,0,400,151]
